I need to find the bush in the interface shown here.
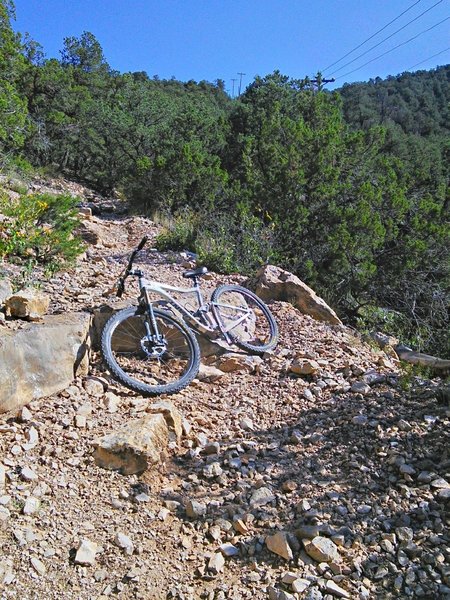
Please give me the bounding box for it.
[155,205,275,275]
[0,191,85,273]
[154,209,198,252]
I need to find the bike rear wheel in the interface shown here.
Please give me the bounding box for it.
[211,285,278,355]
[101,306,200,396]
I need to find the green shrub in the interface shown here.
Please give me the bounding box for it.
[155,209,198,252]
[155,204,275,275]
[0,191,85,273]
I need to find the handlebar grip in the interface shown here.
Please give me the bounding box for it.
[137,236,148,251]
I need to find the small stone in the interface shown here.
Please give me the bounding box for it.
[437,488,450,500]
[325,580,350,598]
[296,498,311,512]
[281,572,299,585]
[303,536,339,563]
[104,393,121,413]
[19,406,33,422]
[203,462,223,478]
[197,364,225,383]
[203,442,220,455]
[395,527,414,542]
[21,466,38,481]
[208,552,225,574]
[75,539,98,565]
[266,531,293,560]
[23,497,40,515]
[83,377,105,397]
[431,478,449,489]
[249,486,275,507]
[290,358,320,375]
[114,532,134,555]
[400,464,416,476]
[357,504,372,515]
[5,289,49,320]
[185,499,207,518]
[350,382,371,395]
[30,557,46,576]
[282,480,297,492]
[292,578,311,593]
[233,519,248,534]
[239,418,254,431]
[220,542,239,557]
[158,508,170,521]
[25,426,39,447]
[0,505,11,523]
[75,415,87,428]
[0,463,5,491]
[352,415,368,425]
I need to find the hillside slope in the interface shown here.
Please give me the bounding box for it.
[0,182,449,599]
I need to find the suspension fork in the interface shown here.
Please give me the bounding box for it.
[140,281,163,343]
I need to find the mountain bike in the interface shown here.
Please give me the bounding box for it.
[101,236,278,396]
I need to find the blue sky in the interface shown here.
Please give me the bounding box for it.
[12,0,450,92]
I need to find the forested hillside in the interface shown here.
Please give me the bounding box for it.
[0,0,448,356]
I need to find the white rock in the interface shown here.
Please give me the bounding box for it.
[30,557,46,576]
[207,552,225,574]
[114,532,134,555]
[21,466,38,481]
[75,539,98,565]
[292,578,311,593]
[325,580,350,598]
[185,499,207,518]
[239,417,254,431]
[219,542,239,557]
[23,497,40,515]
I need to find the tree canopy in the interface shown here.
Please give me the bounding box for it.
[0,0,448,356]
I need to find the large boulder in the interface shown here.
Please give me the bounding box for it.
[247,265,341,325]
[0,312,91,413]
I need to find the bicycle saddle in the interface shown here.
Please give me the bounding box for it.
[182,266,208,279]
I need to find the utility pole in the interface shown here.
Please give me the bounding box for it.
[310,73,335,92]
[237,72,246,96]
[231,78,237,98]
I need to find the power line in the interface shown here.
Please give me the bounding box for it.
[325,0,445,77]
[322,0,424,73]
[407,46,450,69]
[334,16,450,81]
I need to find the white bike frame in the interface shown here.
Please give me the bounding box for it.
[137,275,252,340]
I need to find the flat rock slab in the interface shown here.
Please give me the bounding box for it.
[0,312,91,413]
[93,413,169,475]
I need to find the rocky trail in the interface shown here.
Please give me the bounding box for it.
[0,182,449,600]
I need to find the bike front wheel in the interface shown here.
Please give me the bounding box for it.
[101,306,200,396]
[211,285,278,355]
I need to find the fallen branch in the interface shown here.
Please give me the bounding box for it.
[394,345,450,372]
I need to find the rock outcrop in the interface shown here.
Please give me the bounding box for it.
[247,264,342,325]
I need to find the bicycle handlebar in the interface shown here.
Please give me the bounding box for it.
[116,236,148,297]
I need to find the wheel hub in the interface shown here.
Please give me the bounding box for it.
[141,337,167,358]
